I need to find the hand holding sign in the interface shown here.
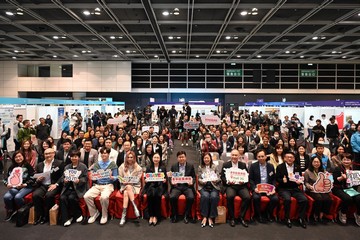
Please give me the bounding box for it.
[313,172,333,193]
[8,167,23,188]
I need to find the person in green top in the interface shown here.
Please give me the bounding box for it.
[17,119,36,144]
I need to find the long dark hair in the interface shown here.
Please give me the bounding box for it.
[11,150,26,167]
[144,143,154,160]
[149,152,163,170]
[308,156,325,172]
[200,152,213,168]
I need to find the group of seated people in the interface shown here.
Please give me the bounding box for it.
[3,143,360,229]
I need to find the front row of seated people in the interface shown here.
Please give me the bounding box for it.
[3,148,360,228]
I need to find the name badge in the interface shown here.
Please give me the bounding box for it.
[269,171,274,176]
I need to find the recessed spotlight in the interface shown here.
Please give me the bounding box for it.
[168,36,174,40]
[172,50,176,53]
[95,8,101,12]
[53,36,59,39]
[119,36,123,39]
[285,50,290,54]
[195,55,199,58]
[342,56,347,59]
[81,50,86,53]
[83,10,91,16]
[154,55,158,58]
[92,38,98,41]
[173,8,180,16]
[126,50,131,53]
[292,51,296,53]
[132,51,136,53]
[61,36,66,39]
[162,11,170,16]
[110,36,116,39]
[308,63,313,66]
[331,50,337,54]
[237,55,241,58]
[300,55,304,58]
[179,51,183,53]
[176,36,181,39]
[113,55,118,58]
[6,11,14,16]
[224,50,228,53]
[257,55,262,58]
[225,36,231,40]
[53,55,57,58]
[87,50,91,53]
[240,11,248,16]
[14,50,19,53]
[216,50,221,53]
[251,11,258,15]
[312,36,319,40]
[73,55,78,58]
[234,36,239,39]
[320,36,326,40]
[12,56,17,59]
[94,12,101,15]
[16,9,24,15]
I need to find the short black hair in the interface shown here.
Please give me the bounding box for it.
[62,138,72,144]
[177,151,186,157]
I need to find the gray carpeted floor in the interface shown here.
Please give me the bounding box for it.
[0,140,359,240]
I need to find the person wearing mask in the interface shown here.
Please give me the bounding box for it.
[201,132,218,154]
[249,150,278,223]
[85,147,118,225]
[276,152,308,228]
[169,151,196,224]
[80,139,98,170]
[59,151,88,227]
[3,151,34,221]
[350,124,360,170]
[32,148,64,225]
[221,149,250,227]
[270,131,282,147]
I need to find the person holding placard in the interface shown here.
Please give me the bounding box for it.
[169,151,196,224]
[198,152,221,228]
[32,148,64,225]
[304,156,333,223]
[311,144,332,172]
[143,152,167,226]
[59,150,88,227]
[118,151,143,226]
[3,151,34,221]
[84,147,118,225]
[221,149,250,227]
[249,150,278,224]
[276,151,308,228]
[331,153,360,226]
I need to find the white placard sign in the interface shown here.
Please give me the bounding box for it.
[225,168,249,183]
[118,176,140,184]
[200,115,221,125]
[64,169,81,182]
[201,171,219,182]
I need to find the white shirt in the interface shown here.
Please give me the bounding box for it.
[286,163,294,175]
[231,161,238,169]
[43,160,54,185]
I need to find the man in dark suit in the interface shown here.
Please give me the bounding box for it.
[56,138,74,165]
[80,139,98,169]
[249,149,279,223]
[228,129,239,149]
[169,151,196,224]
[218,133,232,155]
[32,148,64,225]
[221,149,251,227]
[276,151,308,228]
[116,140,132,167]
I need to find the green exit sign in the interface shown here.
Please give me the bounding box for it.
[225,69,242,77]
[300,69,317,77]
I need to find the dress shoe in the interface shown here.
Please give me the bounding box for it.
[299,218,307,229]
[239,218,249,228]
[258,216,266,224]
[170,216,177,223]
[267,212,275,222]
[100,216,108,225]
[183,216,189,224]
[88,211,100,224]
[34,216,43,225]
[209,222,214,228]
[286,219,292,228]
[76,216,83,223]
[229,219,236,227]
[63,218,73,227]
[40,217,48,225]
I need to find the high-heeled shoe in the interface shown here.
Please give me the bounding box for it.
[201,219,207,228]
[148,221,153,226]
[208,219,214,228]
[153,220,157,226]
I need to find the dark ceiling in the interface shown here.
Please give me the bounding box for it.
[0,0,359,62]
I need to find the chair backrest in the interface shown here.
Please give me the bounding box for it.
[245,152,255,160]
[209,152,220,161]
[213,160,224,173]
[221,152,231,162]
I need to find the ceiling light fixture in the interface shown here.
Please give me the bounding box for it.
[94,8,101,15]
[285,50,290,54]
[83,10,91,16]
[176,36,181,39]
[240,11,248,16]
[53,36,59,39]
[312,36,318,40]
[342,56,347,59]
[234,36,239,39]
[53,55,57,58]
[195,55,199,58]
[6,11,14,16]
[73,55,78,58]
[162,10,169,16]
[16,8,24,15]
[154,55,159,58]
[257,55,262,58]
[300,55,304,58]
[237,55,241,58]
[173,8,180,16]
[308,63,313,66]
[216,50,221,53]
[126,50,131,53]
[171,50,176,53]
[113,55,118,58]
[110,36,115,39]
[12,56,17,59]
[225,36,231,40]
[168,36,174,40]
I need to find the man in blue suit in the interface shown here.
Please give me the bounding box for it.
[249,149,278,223]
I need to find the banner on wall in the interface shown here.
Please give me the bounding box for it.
[58,107,64,137]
